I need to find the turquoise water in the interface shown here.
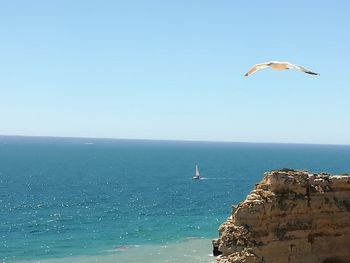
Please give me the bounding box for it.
[1,136,350,262]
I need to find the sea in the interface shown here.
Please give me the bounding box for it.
[1,136,350,263]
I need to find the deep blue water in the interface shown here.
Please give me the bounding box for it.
[1,136,350,262]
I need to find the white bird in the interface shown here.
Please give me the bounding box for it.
[244,61,319,77]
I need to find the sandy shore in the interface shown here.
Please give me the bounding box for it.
[16,238,215,263]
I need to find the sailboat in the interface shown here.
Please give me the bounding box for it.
[193,165,201,180]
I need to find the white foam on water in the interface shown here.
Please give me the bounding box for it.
[16,238,215,263]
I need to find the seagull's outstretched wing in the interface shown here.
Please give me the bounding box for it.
[244,63,270,77]
[287,63,319,75]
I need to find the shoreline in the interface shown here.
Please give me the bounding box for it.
[14,237,215,263]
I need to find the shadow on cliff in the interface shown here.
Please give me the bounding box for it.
[323,258,350,263]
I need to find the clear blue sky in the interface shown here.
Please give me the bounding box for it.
[1,1,349,144]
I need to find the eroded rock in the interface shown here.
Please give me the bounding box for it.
[215,170,350,263]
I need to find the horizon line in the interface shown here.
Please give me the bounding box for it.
[0,134,349,147]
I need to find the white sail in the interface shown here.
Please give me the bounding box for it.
[193,165,202,179]
[195,165,200,178]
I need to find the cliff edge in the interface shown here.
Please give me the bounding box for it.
[215,169,350,263]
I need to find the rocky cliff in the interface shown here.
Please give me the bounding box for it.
[214,169,350,263]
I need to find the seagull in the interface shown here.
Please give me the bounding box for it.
[244,61,319,77]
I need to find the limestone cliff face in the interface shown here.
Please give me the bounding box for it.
[215,169,350,263]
